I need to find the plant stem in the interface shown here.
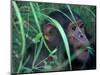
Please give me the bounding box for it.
[12,1,26,73]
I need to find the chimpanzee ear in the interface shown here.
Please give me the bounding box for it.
[43,23,53,32]
[45,23,53,28]
[42,23,53,41]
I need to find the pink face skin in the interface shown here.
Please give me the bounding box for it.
[67,20,90,61]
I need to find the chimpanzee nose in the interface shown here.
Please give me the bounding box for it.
[80,34,83,38]
[78,31,84,38]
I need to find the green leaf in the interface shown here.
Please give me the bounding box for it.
[34,33,42,43]
[49,48,57,56]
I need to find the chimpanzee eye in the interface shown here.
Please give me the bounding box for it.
[72,26,76,31]
[80,23,84,28]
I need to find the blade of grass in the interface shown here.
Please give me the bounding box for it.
[81,6,96,17]
[41,8,74,23]
[22,66,32,73]
[32,38,43,68]
[35,48,57,67]
[29,2,52,53]
[34,33,42,43]
[12,1,26,73]
[67,5,77,23]
[39,13,72,70]
[23,55,30,66]
[29,2,41,32]
[33,3,41,19]
[34,43,37,58]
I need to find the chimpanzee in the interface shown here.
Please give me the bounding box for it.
[23,9,96,73]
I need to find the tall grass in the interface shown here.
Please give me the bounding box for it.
[12,1,96,73]
[12,1,26,73]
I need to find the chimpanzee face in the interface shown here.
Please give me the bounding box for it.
[43,19,90,61]
[66,19,90,61]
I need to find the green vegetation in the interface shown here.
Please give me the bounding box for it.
[12,1,96,74]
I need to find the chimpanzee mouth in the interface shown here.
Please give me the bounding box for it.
[79,49,88,56]
[75,45,90,61]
